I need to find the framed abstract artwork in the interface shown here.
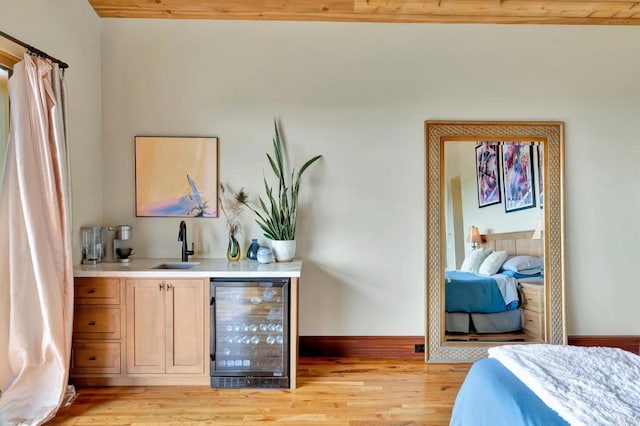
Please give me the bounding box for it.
[502,141,535,213]
[135,136,218,217]
[538,144,544,208]
[475,142,501,208]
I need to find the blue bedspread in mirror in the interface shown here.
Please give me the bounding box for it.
[445,271,517,313]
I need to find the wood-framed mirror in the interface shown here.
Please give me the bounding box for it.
[425,121,566,363]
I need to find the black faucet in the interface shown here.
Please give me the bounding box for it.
[178,220,195,262]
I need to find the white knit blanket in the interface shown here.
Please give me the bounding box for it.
[488,344,640,426]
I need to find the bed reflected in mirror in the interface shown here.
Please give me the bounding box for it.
[444,141,545,344]
[425,121,566,363]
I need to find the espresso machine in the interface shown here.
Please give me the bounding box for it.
[104,225,134,263]
[81,226,105,264]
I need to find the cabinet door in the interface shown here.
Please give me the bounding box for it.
[126,279,166,374]
[166,279,205,374]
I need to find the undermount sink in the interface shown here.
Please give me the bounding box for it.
[152,262,200,270]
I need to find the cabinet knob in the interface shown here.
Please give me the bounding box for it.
[159,283,165,291]
[88,321,96,326]
[87,288,96,294]
[88,356,96,361]
[167,283,173,290]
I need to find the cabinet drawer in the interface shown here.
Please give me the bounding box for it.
[519,284,544,313]
[72,342,121,374]
[522,309,544,339]
[74,306,120,339]
[75,277,120,305]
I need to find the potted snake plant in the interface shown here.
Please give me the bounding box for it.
[242,119,322,261]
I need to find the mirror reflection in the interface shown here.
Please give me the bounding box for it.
[425,121,564,363]
[444,140,545,343]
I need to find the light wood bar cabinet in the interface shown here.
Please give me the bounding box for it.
[71,259,301,388]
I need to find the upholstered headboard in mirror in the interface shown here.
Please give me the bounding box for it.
[479,231,543,258]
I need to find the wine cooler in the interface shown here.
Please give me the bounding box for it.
[210,278,290,388]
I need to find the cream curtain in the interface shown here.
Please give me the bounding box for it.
[0,54,74,425]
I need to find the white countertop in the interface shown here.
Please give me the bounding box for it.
[74,258,303,278]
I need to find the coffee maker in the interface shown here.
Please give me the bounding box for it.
[104,225,134,263]
[81,226,105,265]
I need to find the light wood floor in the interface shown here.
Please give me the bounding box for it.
[51,358,471,425]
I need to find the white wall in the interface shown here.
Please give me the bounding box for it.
[1,5,638,337]
[0,0,103,259]
[101,19,640,336]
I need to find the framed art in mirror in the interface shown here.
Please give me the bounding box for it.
[475,142,501,208]
[502,142,536,213]
[425,121,566,363]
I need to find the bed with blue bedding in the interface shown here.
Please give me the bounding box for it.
[451,344,640,426]
[450,358,568,426]
[445,271,519,313]
[445,270,520,334]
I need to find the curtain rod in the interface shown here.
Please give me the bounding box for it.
[0,30,69,69]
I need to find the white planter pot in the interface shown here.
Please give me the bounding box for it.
[270,240,296,262]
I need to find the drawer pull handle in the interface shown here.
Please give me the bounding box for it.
[88,356,96,361]
[88,321,96,326]
[87,289,96,294]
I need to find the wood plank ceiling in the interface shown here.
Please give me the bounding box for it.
[88,0,640,25]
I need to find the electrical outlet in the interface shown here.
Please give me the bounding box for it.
[414,344,425,353]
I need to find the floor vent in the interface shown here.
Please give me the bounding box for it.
[211,376,288,389]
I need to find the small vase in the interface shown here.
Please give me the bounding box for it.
[256,246,274,264]
[270,240,296,262]
[226,234,241,261]
[246,239,260,260]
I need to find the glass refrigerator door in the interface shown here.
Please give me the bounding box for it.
[213,282,288,375]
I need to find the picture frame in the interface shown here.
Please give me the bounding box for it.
[475,142,501,208]
[538,144,544,208]
[502,141,535,212]
[135,136,218,217]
